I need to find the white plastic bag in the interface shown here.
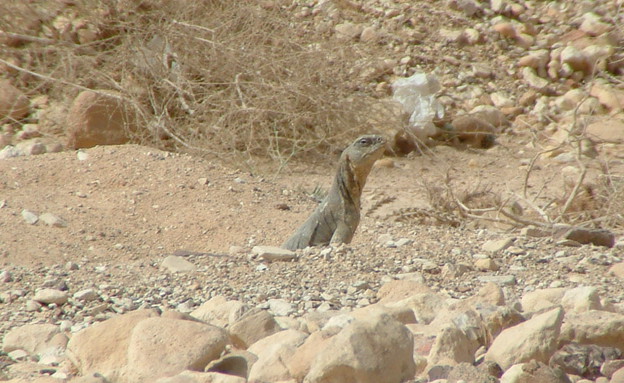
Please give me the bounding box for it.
[392,72,444,140]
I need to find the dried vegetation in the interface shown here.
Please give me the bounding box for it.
[0,0,396,168]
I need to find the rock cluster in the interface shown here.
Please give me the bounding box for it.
[2,278,624,382]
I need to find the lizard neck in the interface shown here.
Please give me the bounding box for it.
[331,156,363,209]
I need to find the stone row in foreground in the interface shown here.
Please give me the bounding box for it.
[2,279,624,383]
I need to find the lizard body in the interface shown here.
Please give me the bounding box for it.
[282,135,386,250]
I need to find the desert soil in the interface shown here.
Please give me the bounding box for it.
[1,0,624,381]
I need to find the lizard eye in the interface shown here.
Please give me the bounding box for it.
[358,137,371,145]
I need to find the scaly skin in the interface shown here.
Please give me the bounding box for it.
[282,135,386,250]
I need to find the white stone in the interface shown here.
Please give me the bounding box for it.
[252,245,297,262]
[39,212,67,228]
[34,288,68,305]
[161,255,196,273]
[268,298,294,317]
[21,209,38,225]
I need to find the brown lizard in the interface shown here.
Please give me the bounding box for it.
[282,135,386,250]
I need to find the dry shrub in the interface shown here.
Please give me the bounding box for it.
[555,163,624,228]
[1,0,397,168]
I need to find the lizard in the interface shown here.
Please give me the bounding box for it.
[282,134,387,250]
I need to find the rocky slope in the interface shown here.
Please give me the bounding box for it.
[1,0,624,382]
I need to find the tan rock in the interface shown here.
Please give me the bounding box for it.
[521,288,567,314]
[352,302,416,325]
[287,330,334,381]
[555,89,587,111]
[500,360,572,383]
[583,45,614,73]
[559,310,624,349]
[66,90,137,149]
[125,317,229,382]
[473,282,505,306]
[608,262,624,280]
[612,367,624,383]
[247,329,307,382]
[302,310,346,333]
[475,258,499,271]
[590,83,624,114]
[518,50,549,77]
[522,67,549,90]
[485,307,563,370]
[360,26,379,43]
[601,359,624,378]
[2,324,66,355]
[304,314,416,383]
[482,238,514,253]
[0,80,30,121]
[376,280,432,303]
[228,309,281,349]
[66,309,159,381]
[441,263,470,279]
[32,288,69,305]
[451,115,497,148]
[470,105,509,128]
[161,255,197,273]
[493,22,517,39]
[560,46,589,73]
[477,305,525,343]
[396,293,450,325]
[428,326,479,365]
[205,350,257,379]
[190,296,249,328]
[579,12,611,37]
[563,227,615,248]
[561,286,602,313]
[586,117,624,143]
[334,22,363,40]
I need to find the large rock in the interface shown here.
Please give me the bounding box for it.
[352,302,416,325]
[428,325,479,365]
[500,360,571,383]
[287,330,334,381]
[125,317,228,382]
[521,288,566,314]
[205,351,257,379]
[485,307,564,370]
[2,324,66,356]
[394,293,449,325]
[247,329,307,382]
[561,286,603,313]
[559,310,624,349]
[66,90,137,149]
[304,313,416,383]
[585,117,624,144]
[190,296,249,328]
[0,80,30,120]
[228,309,281,349]
[66,309,160,381]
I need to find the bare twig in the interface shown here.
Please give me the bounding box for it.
[0,31,78,46]
[171,20,215,33]
[556,158,587,223]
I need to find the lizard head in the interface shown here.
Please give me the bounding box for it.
[342,134,387,184]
